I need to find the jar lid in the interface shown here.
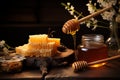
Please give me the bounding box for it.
[82,34,104,43]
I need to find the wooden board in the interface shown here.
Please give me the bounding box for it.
[53,49,74,59]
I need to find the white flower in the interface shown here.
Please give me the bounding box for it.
[0,40,5,47]
[69,6,75,15]
[97,0,103,3]
[96,0,117,21]
[97,0,117,7]
[86,2,96,13]
[86,22,91,28]
[69,10,74,15]
[70,5,74,10]
[101,9,116,21]
[93,19,98,24]
[116,14,120,23]
[65,6,68,10]
[92,24,98,30]
[65,2,71,10]
[67,2,70,6]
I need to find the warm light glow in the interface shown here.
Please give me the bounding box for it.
[90,63,106,68]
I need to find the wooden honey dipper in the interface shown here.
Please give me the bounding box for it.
[72,54,120,71]
[62,6,112,35]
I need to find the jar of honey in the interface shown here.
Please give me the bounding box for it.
[77,34,108,63]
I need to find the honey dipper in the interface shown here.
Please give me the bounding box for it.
[62,6,112,35]
[72,54,120,71]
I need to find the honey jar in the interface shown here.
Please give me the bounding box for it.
[77,34,108,63]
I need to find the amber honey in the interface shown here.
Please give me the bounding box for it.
[77,43,108,63]
[76,34,108,63]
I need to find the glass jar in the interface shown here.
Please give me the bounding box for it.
[106,17,120,56]
[77,34,108,63]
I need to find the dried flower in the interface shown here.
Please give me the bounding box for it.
[0,40,5,48]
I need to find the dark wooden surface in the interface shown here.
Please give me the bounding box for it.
[45,59,120,80]
[0,69,43,80]
[0,58,120,80]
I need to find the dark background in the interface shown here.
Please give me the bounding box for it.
[0,0,118,49]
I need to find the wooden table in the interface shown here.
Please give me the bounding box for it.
[0,58,120,80]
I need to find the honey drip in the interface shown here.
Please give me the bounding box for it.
[70,30,79,61]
